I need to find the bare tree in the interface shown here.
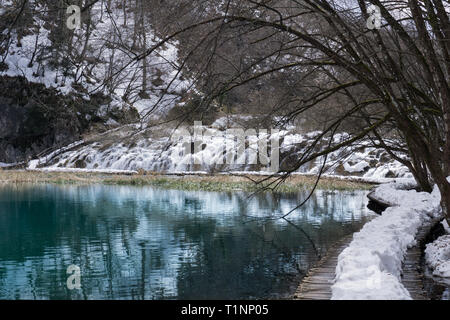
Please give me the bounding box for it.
[2,0,448,221]
[129,0,450,221]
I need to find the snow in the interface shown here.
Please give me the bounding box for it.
[0,162,21,168]
[365,180,420,207]
[425,235,450,278]
[27,140,85,169]
[331,181,443,300]
[24,118,414,180]
[442,220,450,234]
[343,160,369,173]
[105,118,120,127]
[424,190,450,280]
[0,1,190,119]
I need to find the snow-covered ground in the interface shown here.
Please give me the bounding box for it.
[0,162,22,168]
[331,180,444,300]
[425,218,450,279]
[1,1,190,119]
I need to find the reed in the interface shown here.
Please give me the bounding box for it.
[0,170,372,192]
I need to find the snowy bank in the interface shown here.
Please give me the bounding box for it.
[425,234,450,278]
[331,181,443,300]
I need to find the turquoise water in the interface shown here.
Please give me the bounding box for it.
[0,184,374,299]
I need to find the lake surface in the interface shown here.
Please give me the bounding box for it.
[0,184,374,300]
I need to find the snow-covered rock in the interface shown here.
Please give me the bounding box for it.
[425,235,450,278]
[343,161,369,173]
[26,119,414,179]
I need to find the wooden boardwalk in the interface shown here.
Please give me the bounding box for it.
[402,243,427,300]
[401,218,441,300]
[294,217,440,300]
[293,235,354,300]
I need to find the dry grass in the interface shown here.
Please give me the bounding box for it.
[0,170,372,192]
[0,170,105,184]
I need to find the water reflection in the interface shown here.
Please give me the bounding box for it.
[0,184,374,299]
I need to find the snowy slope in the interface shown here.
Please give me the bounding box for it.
[1,0,189,118]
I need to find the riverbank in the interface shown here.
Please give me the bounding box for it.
[0,170,372,192]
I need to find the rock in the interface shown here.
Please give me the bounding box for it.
[385,170,396,178]
[0,75,138,163]
[369,159,378,167]
[74,160,87,169]
[334,163,350,176]
[379,152,391,164]
[367,190,393,211]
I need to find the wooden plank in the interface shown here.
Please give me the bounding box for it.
[400,218,442,300]
[295,216,440,300]
[294,234,355,300]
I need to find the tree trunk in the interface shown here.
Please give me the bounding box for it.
[410,160,433,193]
[438,182,450,225]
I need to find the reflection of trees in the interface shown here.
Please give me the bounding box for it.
[175,226,297,298]
[0,184,143,299]
[0,185,371,299]
[170,192,370,299]
[0,185,140,260]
